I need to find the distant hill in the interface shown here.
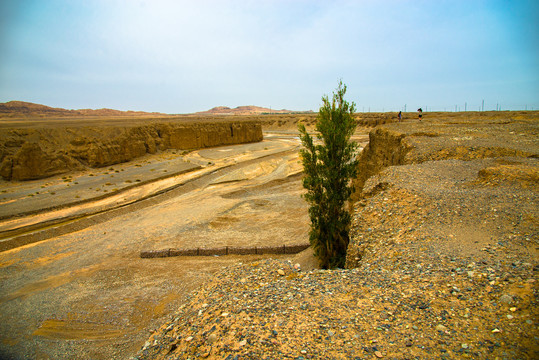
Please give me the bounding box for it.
[0,101,312,118]
[195,105,310,115]
[0,101,168,117]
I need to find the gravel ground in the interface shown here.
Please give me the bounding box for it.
[135,115,538,360]
[135,253,536,359]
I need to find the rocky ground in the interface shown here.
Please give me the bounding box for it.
[135,112,538,359]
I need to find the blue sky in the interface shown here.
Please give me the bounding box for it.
[1,0,537,113]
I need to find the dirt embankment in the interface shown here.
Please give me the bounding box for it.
[0,110,393,182]
[256,112,404,131]
[0,120,262,181]
[351,111,538,201]
[344,111,538,357]
[348,111,538,266]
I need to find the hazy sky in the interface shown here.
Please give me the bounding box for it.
[1,0,538,113]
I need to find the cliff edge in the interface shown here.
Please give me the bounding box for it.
[0,119,262,181]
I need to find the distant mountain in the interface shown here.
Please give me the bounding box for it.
[0,101,168,117]
[0,101,312,118]
[195,105,307,115]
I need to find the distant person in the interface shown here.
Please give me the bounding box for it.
[417,108,423,120]
[398,111,402,121]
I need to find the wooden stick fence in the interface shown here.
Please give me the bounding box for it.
[140,244,310,258]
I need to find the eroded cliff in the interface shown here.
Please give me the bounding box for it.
[351,112,538,201]
[0,120,262,180]
[347,111,538,268]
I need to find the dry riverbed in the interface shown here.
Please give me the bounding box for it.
[0,132,335,360]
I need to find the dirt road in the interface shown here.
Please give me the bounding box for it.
[0,132,365,360]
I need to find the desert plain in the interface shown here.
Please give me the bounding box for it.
[0,107,537,359]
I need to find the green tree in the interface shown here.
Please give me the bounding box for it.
[298,81,359,269]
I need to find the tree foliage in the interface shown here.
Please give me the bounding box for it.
[298,81,359,269]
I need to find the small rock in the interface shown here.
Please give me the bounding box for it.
[277,269,285,276]
[510,307,517,312]
[328,330,335,337]
[499,294,513,304]
[374,350,383,358]
[300,350,307,354]
[492,328,501,333]
[207,334,218,344]
[506,315,514,320]
[238,340,247,347]
[185,336,193,342]
[221,312,229,317]
[435,324,448,332]
[461,343,469,349]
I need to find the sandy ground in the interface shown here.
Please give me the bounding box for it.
[0,131,372,360]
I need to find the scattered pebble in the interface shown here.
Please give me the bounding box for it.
[500,294,513,304]
[207,334,217,344]
[435,324,448,332]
